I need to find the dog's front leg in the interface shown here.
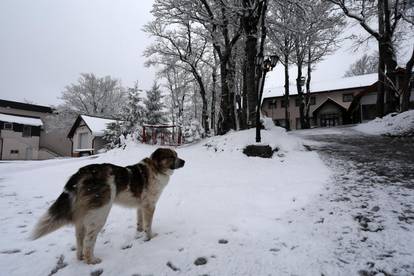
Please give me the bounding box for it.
[142,205,156,241]
[75,223,85,260]
[136,208,143,232]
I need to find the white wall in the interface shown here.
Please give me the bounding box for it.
[0,129,39,160]
[72,124,94,152]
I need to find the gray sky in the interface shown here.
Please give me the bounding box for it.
[0,0,378,106]
[0,0,156,106]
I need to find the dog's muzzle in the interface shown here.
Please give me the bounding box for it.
[174,158,185,169]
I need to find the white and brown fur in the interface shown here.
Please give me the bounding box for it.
[31,148,185,265]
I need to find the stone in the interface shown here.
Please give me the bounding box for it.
[194,257,207,266]
[243,145,274,158]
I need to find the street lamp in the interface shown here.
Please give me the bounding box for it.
[256,54,279,143]
[299,76,306,88]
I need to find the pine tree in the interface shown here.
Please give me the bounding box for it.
[122,81,145,130]
[143,82,167,125]
[103,121,123,149]
[103,81,144,149]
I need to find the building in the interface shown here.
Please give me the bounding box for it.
[0,99,71,160]
[262,73,414,129]
[67,115,118,157]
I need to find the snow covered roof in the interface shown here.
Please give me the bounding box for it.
[80,115,118,136]
[0,113,43,126]
[263,73,378,98]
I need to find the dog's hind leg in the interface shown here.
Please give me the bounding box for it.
[136,207,143,232]
[75,223,85,260]
[142,204,157,241]
[82,203,112,265]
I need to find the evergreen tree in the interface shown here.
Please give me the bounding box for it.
[121,81,145,130]
[143,82,167,125]
[103,121,123,149]
[103,81,144,149]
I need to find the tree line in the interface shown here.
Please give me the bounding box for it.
[51,0,414,142]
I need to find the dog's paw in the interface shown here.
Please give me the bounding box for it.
[137,225,144,232]
[144,232,158,242]
[76,252,83,261]
[85,257,102,265]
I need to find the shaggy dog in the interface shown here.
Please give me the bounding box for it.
[32,148,185,264]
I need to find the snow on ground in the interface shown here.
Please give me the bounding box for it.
[0,126,331,276]
[354,110,414,136]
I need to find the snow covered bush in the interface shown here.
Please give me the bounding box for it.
[183,120,204,143]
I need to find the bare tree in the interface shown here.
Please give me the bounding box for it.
[144,18,211,134]
[344,53,379,77]
[48,73,125,130]
[241,0,268,128]
[289,0,344,129]
[325,0,413,115]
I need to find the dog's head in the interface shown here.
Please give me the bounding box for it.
[150,148,185,173]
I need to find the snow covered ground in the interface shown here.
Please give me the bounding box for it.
[354,110,414,136]
[0,126,331,276]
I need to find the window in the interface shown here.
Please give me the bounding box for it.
[268,99,277,109]
[343,93,354,102]
[22,125,31,137]
[78,133,89,149]
[10,150,19,154]
[281,99,289,108]
[4,123,12,130]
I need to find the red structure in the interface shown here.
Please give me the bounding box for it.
[142,124,183,146]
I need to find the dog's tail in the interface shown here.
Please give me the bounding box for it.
[31,174,78,240]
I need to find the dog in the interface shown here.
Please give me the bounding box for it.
[31,148,185,264]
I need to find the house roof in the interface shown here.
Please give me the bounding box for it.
[312,98,348,115]
[0,113,43,126]
[0,99,53,113]
[67,115,118,138]
[263,73,378,99]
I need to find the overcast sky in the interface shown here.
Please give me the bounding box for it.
[0,0,376,106]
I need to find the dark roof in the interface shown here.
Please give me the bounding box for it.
[0,99,53,113]
[312,98,347,116]
[67,115,89,138]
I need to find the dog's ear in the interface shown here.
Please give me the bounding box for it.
[150,148,170,164]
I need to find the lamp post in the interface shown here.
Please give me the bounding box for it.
[256,54,279,143]
[298,76,306,129]
[299,76,306,91]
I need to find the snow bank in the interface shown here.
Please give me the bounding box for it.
[354,110,414,136]
[203,118,303,153]
[0,127,331,275]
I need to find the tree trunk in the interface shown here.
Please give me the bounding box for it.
[217,58,235,135]
[296,64,305,129]
[211,63,217,134]
[401,46,414,112]
[304,47,312,129]
[193,72,210,135]
[377,0,385,118]
[283,53,290,131]
[241,59,248,130]
[382,0,398,114]
[245,35,258,127]
[377,48,386,118]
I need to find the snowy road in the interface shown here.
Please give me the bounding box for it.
[290,126,414,275]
